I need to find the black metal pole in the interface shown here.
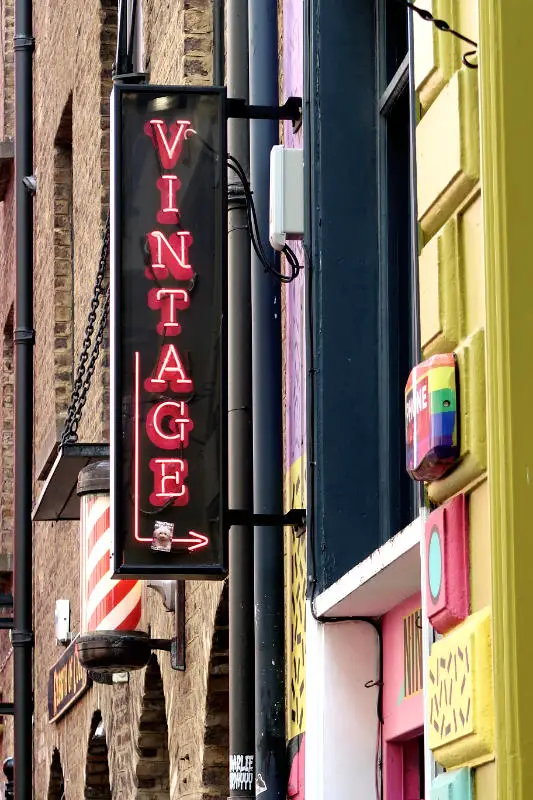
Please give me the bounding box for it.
[248,2,286,797]
[227,1,255,798]
[213,0,225,87]
[13,0,34,794]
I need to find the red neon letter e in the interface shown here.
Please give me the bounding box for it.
[149,458,189,506]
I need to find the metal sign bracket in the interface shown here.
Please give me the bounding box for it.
[226,96,302,133]
[227,508,306,535]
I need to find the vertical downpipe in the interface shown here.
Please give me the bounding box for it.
[226,1,256,797]
[248,1,286,797]
[13,0,34,795]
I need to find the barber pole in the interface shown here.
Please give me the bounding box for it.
[76,461,152,673]
[82,491,142,633]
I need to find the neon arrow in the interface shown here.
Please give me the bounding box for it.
[173,530,209,551]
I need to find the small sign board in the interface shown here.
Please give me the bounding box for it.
[405,353,458,481]
[110,84,228,578]
[48,636,92,723]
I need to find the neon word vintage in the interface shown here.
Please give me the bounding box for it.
[133,117,207,550]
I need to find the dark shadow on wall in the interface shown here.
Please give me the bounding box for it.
[136,654,170,797]
[47,748,65,800]
[85,710,112,799]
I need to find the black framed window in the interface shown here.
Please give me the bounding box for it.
[306,0,420,591]
[377,1,418,544]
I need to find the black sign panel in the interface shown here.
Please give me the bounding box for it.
[48,637,92,723]
[111,85,227,578]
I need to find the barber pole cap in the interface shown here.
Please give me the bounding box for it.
[76,461,151,673]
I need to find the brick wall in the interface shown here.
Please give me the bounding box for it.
[1,307,13,555]
[2,0,14,139]
[0,0,16,767]
[0,0,229,794]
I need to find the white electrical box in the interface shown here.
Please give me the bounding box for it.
[55,599,71,645]
[269,145,304,251]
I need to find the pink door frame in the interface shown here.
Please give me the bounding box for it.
[382,593,424,800]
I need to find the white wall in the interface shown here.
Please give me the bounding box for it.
[306,605,380,800]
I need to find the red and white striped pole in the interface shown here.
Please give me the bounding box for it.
[77,461,151,673]
[81,486,142,634]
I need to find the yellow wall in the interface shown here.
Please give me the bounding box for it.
[479,2,533,797]
[284,456,307,744]
[414,1,496,792]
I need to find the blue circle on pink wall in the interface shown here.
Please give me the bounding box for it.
[428,527,442,602]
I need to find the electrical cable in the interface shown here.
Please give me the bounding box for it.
[227,154,302,284]
[394,0,478,69]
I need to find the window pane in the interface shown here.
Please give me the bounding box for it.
[384,85,414,536]
[385,1,408,84]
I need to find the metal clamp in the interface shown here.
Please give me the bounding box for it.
[112,71,148,84]
[13,327,35,344]
[10,629,33,647]
[13,34,35,52]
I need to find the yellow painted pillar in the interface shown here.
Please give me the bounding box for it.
[479,3,533,797]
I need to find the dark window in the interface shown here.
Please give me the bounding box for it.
[306,0,419,591]
[377,1,417,543]
[383,0,409,87]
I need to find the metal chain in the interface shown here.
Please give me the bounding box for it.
[61,214,110,446]
[396,0,479,69]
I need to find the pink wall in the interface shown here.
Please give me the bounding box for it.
[283,0,305,473]
[283,0,305,797]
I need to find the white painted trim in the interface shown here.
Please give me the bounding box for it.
[315,515,424,619]
[305,602,380,800]
[420,507,441,794]
[305,608,325,800]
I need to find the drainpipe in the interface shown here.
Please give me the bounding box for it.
[213,0,224,88]
[248,2,286,797]
[13,0,34,795]
[226,1,255,797]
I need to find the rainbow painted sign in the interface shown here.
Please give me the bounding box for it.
[405,353,458,481]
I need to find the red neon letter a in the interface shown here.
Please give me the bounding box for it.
[144,119,194,169]
[144,344,193,394]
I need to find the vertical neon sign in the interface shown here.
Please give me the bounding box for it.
[111,85,227,578]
